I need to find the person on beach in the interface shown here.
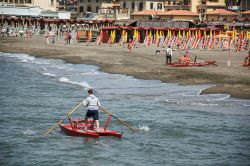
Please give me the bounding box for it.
[82,89,101,132]
[65,30,71,44]
[243,51,250,67]
[128,39,132,53]
[165,46,173,64]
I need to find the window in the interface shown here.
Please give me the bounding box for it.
[123,2,126,8]
[96,0,98,2]
[96,6,99,13]
[79,6,84,12]
[15,0,18,3]
[25,0,31,3]
[87,6,91,12]
[132,2,135,10]
[0,0,3,2]
[10,0,14,2]
[51,0,54,6]
[157,3,162,10]
[88,0,91,3]
[20,0,24,3]
[139,2,143,11]
[80,0,83,2]
[150,3,153,9]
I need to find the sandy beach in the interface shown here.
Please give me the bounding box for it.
[0,36,250,99]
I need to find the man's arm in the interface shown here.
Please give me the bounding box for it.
[82,98,88,107]
[97,99,101,107]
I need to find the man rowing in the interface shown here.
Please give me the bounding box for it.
[243,51,250,67]
[179,54,191,64]
[82,89,101,132]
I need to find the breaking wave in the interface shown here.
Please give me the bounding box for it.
[42,73,56,77]
[59,77,91,89]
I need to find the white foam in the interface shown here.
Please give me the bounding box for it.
[55,65,65,69]
[1,53,37,64]
[17,54,35,62]
[31,61,51,65]
[23,129,36,136]
[165,99,180,104]
[190,103,219,107]
[42,73,56,77]
[243,104,250,107]
[80,71,99,76]
[59,77,91,89]
[42,67,47,71]
[138,124,150,132]
[213,95,230,101]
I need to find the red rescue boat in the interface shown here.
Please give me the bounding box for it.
[59,114,122,138]
[167,60,216,67]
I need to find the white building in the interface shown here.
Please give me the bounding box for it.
[0,5,71,19]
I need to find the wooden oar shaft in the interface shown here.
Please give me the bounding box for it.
[99,106,137,132]
[44,102,82,135]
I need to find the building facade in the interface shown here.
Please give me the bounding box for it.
[119,0,164,13]
[0,0,58,11]
[164,0,191,11]
[77,0,116,14]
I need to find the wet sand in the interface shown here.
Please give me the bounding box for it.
[0,36,250,99]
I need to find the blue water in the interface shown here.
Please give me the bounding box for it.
[0,52,250,166]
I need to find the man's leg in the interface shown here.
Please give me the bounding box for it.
[84,116,88,130]
[166,56,170,64]
[95,120,100,132]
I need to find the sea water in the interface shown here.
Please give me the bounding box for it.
[0,52,249,166]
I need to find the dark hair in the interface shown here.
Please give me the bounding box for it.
[88,89,93,94]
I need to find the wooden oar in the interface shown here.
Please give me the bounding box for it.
[44,102,82,135]
[98,106,137,132]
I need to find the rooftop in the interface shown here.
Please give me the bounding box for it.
[204,9,238,15]
[132,9,198,16]
[158,10,198,16]
[131,10,165,16]
[242,10,250,15]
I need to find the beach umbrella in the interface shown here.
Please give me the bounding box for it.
[100,30,103,41]
[125,31,128,43]
[112,30,116,43]
[145,30,148,37]
[156,30,158,39]
[88,30,92,41]
[133,30,136,38]
[198,30,202,39]
[183,30,186,38]
[137,31,140,43]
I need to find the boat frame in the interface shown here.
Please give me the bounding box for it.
[59,114,122,138]
[167,60,216,67]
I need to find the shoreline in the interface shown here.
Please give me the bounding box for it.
[1,36,250,99]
